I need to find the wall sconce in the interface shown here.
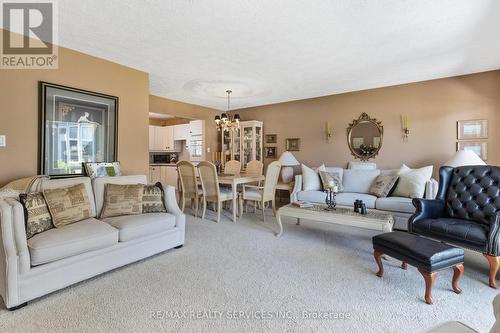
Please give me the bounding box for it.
[325,121,333,143]
[401,114,410,141]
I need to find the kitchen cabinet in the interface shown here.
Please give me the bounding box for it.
[189,120,203,136]
[149,125,180,152]
[173,124,189,141]
[188,120,204,161]
[149,165,161,183]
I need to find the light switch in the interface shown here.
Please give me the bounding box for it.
[0,135,5,147]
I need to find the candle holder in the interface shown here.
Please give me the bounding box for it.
[403,128,410,141]
[324,189,337,210]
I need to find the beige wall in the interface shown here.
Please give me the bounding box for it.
[149,95,221,160]
[0,32,150,185]
[239,70,500,176]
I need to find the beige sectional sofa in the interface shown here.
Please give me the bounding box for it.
[291,167,438,230]
[0,175,185,309]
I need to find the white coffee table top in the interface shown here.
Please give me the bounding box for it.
[275,204,394,237]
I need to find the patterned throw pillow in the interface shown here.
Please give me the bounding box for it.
[142,182,167,213]
[369,175,399,198]
[19,192,54,238]
[319,171,343,192]
[100,184,144,218]
[43,183,92,227]
[83,162,121,179]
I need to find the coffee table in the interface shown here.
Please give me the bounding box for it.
[275,204,394,237]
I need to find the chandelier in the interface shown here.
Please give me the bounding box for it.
[214,90,240,132]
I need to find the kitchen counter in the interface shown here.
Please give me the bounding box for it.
[150,163,177,166]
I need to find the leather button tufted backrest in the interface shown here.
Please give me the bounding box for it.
[446,166,500,225]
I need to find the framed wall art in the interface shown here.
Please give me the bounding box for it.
[265,134,277,144]
[285,138,300,151]
[457,141,488,161]
[457,119,488,140]
[265,147,277,159]
[39,82,119,177]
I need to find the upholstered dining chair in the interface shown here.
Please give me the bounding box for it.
[177,160,203,217]
[239,161,281,222]
[224,160,241,175]
[197,161,234,223]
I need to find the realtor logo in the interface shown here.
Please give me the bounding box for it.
[1,1,58,69]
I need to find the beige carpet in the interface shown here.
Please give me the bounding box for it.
[0,209,497,333]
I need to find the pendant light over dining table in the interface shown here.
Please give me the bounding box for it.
[214,89,240,132]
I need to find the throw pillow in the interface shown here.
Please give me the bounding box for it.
[342,169,381,193]
[348,161,377,170]
[142,182,167,213]
[43,183,92,227]
[83,162,121,179]
[369,175,399,198]
[301,164,326,191]
[319,171,343,192]
[392,165,433,198]
[19,192,54,238]
[100,183,144,218]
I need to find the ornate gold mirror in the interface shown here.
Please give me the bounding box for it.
[347,113,383,161]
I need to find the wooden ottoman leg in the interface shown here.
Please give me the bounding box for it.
[452,264,464,294]
[374,250,384,277]
[401,262,408,270]
[418,269,439,305]
[483,254,500,289]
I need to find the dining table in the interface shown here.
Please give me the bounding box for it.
[198,173,265,222]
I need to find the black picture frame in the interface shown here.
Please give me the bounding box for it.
[265,147,277,159]
[39,81,119,178]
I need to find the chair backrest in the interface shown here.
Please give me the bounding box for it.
[441,165,500,225]
[177,160,198,197]
[224,160,241,175]
[246,160,263,176]
[262,161,282,201]
[198,161,220,201]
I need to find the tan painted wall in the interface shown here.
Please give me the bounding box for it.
[238,70,500,177]
[0,32,150,185]
[149,95,221,160]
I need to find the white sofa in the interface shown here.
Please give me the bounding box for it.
[0,175,185,310]
[290,167,438,230]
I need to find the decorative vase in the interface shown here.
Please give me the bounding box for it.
[324,189,337,210]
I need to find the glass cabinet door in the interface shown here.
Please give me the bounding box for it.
[233,128,241,162]
[243,126,254,166]
[222,130,231,162]
[255,126,262,162]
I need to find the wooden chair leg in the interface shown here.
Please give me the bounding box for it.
[373,250,384,277]
[483,254,500,288]
[452,263,464,294]
[401,262,408,270]
[238,196,243,218]
[418,269,439,305]
[271,199,277,216]
[261,200,266,223]
[201,199,207,221]
[194,196,199,218]
[180,196,185,212]
[217,201,221,223]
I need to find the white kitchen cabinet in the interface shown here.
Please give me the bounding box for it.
[149,125,180,152]
[149,165,161,183]
[173,124,189,141]
[189,120,203,136]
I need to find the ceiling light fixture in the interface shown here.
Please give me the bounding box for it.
[215,90,240,132]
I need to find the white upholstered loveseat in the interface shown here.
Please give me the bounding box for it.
[0,175,185,309]
[291,166,438,230]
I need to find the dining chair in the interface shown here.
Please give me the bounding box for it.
[224,160,241,175]
[177,160,203,217]
[198,161,234,223]
[239,161,282,222]
[245,160,263,176]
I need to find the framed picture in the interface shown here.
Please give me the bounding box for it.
[265,147,277,159]
[285,138,300,151]
[265,134,277,144]
[457,141,488,161]
[39,82,119,177]
[457,119,488,140]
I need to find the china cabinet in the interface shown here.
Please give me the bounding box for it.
[221,120,263,169]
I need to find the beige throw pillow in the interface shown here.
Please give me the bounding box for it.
[142,183,167,213]
[392,165,433,198]
[100,184,144,218]
[319,171,343,192]
[43,183,92,227]
[19,192,54,238]
[369,175,399,198]
[301,164,326,191]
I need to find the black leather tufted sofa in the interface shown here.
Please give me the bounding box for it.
[409,165,500,288]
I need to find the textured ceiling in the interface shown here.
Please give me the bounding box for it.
[58,0,500,110]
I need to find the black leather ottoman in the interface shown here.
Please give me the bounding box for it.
[372,231,465,304]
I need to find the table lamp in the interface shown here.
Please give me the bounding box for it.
[278,151,299,183]
[444,150,486,167]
